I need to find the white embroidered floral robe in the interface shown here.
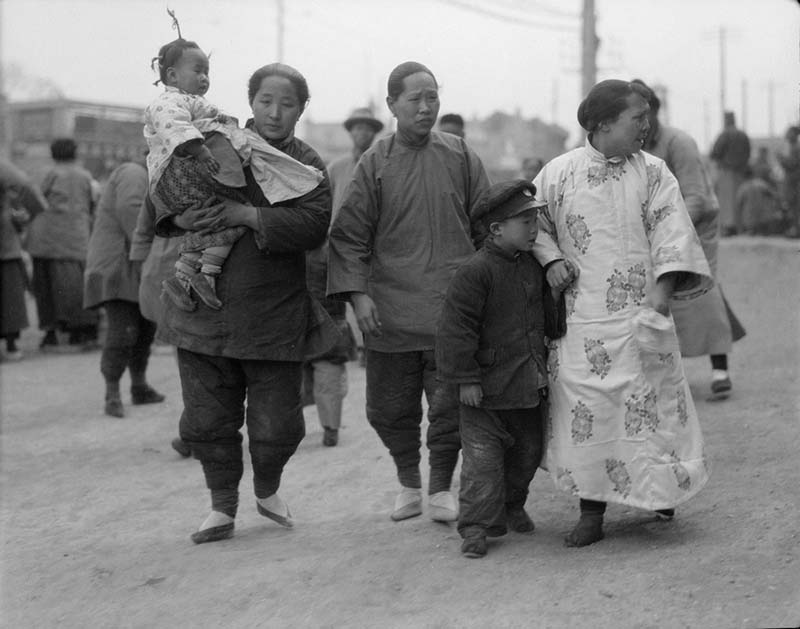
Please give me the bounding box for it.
[531,139,712,510]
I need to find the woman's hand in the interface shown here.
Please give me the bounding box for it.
[350,292,382,337]
[459,383,483,407]
[194,199,259,233]
[651,273,677,317]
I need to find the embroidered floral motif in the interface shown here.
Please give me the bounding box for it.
[669,451,691,491]
[566,213,592,254]
[588,161,626,187]
[654,245,681,266]
[646,163,661,190]
[571,401,594,443]
[605,458,631,497]
[642,204,677,236]
[624,388,659,435]
[626,262,647,304]
[565,286,578,318]
[556,468,579,496]
[676,387,688,427]
[546,340,559,381]
[584,338,611,379]
[606,270,629,312]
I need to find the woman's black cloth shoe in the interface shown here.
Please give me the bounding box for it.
[131,385,165,405]
[171,438,192,458]
[190,523,234,544]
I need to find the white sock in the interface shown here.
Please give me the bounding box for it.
[712,369,729,381]
[199,511,234,531]
[256,494,289,518]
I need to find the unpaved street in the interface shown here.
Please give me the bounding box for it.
[1,237,799,629]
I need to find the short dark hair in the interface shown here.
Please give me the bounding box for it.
[247,63,310,110]
[151,38,201,86]
[50,138,77,161]
[577,79,650,133]
[387,61,437,100]
[440,113,464,128]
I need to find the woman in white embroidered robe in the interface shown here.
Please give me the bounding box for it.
[532,80,712,547]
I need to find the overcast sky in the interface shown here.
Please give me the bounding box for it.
[2,0,798,150]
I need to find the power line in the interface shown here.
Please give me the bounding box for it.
[436,0,578,32]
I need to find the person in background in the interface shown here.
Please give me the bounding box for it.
[439,112,466,138]
[520,156,545,181]
[83,158,165,418]
[26,138,99,350]
[710,111,751,236]
[736,166,782,236]
[156,62,336,544]
[130,178,189,457]
[0,160,47,362]
[777,125,800,238]
[437,180,567,558]
[635,79,745,399]
[328,61,490,524]
[533,79,712,547]
[301,108,382,446]
[325,107,384,370]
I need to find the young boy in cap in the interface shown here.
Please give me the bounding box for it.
[436,179,569,558]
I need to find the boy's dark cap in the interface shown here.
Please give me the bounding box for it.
[471,179,545,226]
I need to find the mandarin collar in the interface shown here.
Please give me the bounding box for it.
[486,238,522,261]
[585,136,627,165]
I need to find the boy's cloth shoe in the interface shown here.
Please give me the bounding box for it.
[506,506,535,533]
[655,508,675,521]
[171,438,192,458]
[391,487,423,521]
[104,396,124,418]
[429,491,458,522]
[564,513,604,547]
[162,277,197,312]
[131,385,165,405]
[322,427,339,447]
[461,535,488,558]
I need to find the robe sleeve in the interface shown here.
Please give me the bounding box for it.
[130,195,156,262]
[531,164,567,267]
[435,260,488,385]
[326,151,381,298]
[646,161,711,293]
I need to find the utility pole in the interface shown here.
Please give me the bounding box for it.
[719,25,727,125]
[0,0,8,158]
[276,0,285,62]
[767,80,775,137]
[741,78,748,131]
[581,0,598,100]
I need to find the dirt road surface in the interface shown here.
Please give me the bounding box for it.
[2,237,799,629]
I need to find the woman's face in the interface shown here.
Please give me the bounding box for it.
[387,72,439,140]
[600,93,650,156]
[250,75,304,142]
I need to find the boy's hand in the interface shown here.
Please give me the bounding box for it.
[546,259,579,291]
[196,145,221,175]
[459,383,483,407]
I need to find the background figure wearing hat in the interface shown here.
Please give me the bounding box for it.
[777,125,800,237]
[328,61,491,523]
[301,107,384,447]
[710,111,751,236]
[634,79,745,399]
[439,113,465,139]
[532,79,711,547]
[436,180,567,558]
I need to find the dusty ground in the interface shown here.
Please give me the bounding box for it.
[1,237,799,629]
